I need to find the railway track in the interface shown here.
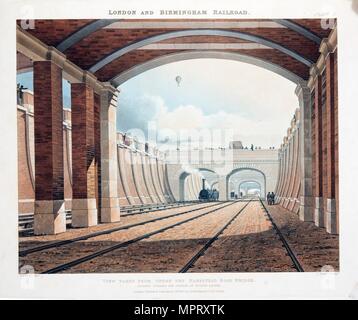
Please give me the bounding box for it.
[37,201,239,274]
[258,198,304,272]
[18,201,201,235]
[120,201,201,217]
[179,199,252,273]
[19,201,224,257]
[179,197,304,273]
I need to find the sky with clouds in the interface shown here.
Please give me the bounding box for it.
[117,58,298,149]
[17,58,298,149]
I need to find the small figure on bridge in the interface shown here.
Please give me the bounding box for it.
[17,83,27,106]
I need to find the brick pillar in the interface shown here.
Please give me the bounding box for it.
[325,51,338,234]
[33,60,66,235]
[295,83,314,222]
[100,83,120,222]
[71,83,98,227]
[313,76,324,227]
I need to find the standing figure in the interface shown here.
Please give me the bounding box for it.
[266,192,271,205]
[17,84,27,106]
[212,189,219,201]
[271,192,276,205]
[17,83,21,105]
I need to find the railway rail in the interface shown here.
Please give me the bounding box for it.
[20,198,304,273]
[179,197,304,272]
[19,201,224,257]
[18,201,200,235]
[259,198,304,272]
[179,199,252,272]
[37,201,239,274]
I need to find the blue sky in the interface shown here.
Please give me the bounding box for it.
[17,58,298,148]
[17,71,72,107]
[118,59,298,148]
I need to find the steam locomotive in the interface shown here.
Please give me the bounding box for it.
[198,188,219,201]
[198,178,219,201]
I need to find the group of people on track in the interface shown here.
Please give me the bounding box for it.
[266,192,276,205]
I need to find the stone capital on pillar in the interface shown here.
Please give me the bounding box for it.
[309,63,319,81]
[319,38,336,59]
[101,82,120,102]
[295,81,311,102]
[46,46,67,68]
[82,71,98,88]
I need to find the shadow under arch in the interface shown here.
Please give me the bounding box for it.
[178,171,191,202]
[197,167,217,175]
[179,167,217,201]
[112,51,305,87]
[211,181,219,189]
[197,168,219,192]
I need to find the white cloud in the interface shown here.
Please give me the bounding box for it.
[152,102,284,148]
[118,58,298,148]
[157,104,204,130]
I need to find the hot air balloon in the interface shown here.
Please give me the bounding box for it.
[175,75,182,87]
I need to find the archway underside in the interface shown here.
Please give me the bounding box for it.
[239,181,262,197]
[228,168,266,199]
[17,18,332,84]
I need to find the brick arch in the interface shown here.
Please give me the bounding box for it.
[111,50,304,86]
[90,29,313,74]
[226,167,267,198]
[54,19,322,54]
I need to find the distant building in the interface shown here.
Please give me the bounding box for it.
[229,141,243,149]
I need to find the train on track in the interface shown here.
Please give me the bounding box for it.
[198,188,219,201]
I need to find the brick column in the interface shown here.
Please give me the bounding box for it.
[71,83,98,227]
[33,60,66,235]
[313,75,324,227]
[325,50,338,234]
[100,83,120,222]
[295,82,314,222]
